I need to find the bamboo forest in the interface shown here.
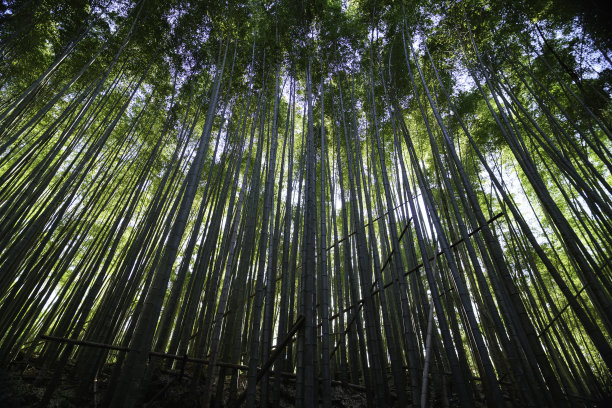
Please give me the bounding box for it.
[0,0,611,406]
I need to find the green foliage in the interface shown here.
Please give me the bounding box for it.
[0,0,610,406]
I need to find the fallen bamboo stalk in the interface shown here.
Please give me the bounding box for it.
[231,315,305,407]
[39,331,367,394]
[38,335,247,370]
[328,211,504,323]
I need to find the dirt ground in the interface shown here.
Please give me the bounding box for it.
[0,359,369,408]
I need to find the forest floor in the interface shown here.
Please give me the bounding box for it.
[0,357,369,408]
[6,358,607,407]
